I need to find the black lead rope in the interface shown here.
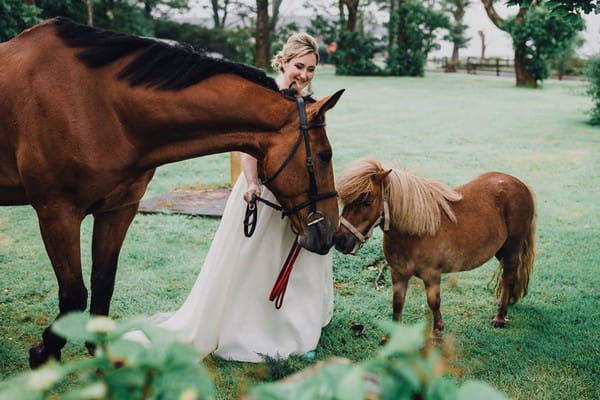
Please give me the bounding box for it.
[244,194,283,237]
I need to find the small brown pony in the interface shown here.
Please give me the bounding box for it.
[334,158,536,338]
[0,18,343,366]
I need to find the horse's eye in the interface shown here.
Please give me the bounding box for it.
[361,200,372,207]
[318,151,332,163]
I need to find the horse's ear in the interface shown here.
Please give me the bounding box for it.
[373,169,392,185]
[314,89,345,120]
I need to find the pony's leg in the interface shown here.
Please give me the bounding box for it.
[492,253,518,328]
[390,268,410,322]
[423,274,444,339]
[30,204,86,368]
[90,204,138,317]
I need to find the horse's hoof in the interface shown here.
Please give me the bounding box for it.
[85,341,96,356]
[491,319,506,328]
[29,343,61,369]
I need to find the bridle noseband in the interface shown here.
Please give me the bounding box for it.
[244,96,337,237]
[339,191,390,253]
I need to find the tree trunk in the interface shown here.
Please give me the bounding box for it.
[478,30,486,62]
[339,0,346,29]
[268,0,283,32]
[254,0,270,69]
[446,44,459,72]
[388,0,398,56]
[343,0,359,32]
[87,0,93,26]
[514,43,537,87]
[481,0,537,87]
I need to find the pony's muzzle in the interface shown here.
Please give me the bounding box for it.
[333,231,357,255]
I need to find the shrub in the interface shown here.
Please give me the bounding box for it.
[332,31,383,76]
[0,313,214,400]
[0,315,508,400]
[586,55,600,125]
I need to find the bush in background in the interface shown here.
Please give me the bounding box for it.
[586,55,600,125]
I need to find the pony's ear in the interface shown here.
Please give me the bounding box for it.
[314,89,345,120]
[373,169,392,185]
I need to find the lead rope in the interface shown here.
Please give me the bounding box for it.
[269,236,301,309]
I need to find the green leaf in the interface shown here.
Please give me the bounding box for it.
[378,321,426,357]
[426,376,458,400]
[334,365,366,400]
[457,380,509,400]
[51,312,97,343]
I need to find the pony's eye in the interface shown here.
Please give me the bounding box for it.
[318,151,332,162]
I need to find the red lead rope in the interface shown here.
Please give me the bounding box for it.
[269,236,301,309]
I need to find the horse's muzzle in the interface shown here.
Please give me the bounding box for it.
[333,232,356,255]
[298,221,336,255]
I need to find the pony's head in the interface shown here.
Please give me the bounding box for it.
[334,158,391,254]
[334,158,463,254]
[260,89,345,254]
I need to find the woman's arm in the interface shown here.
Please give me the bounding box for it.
[241,153,261,203]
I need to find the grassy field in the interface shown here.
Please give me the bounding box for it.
[1,68,599,399]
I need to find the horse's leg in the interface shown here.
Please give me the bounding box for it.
[390,267,410,322]
[423,273,444,339]
[30,204,86,368]
[85,204,138,353]
[90,204,138,317]
[492,252,518,328]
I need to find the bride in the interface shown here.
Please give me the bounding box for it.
[127,32,333,362]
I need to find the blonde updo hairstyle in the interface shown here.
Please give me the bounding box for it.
[271,33,320,73]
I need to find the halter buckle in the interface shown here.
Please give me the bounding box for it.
[307,211,325,226]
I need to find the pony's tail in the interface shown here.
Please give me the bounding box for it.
[492,186,537,304]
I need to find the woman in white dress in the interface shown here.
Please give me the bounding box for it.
[129,33,334,362]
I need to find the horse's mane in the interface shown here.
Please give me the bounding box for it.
[338,158,463,236]
[52,17,280,92]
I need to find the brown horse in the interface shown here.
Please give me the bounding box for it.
[0,18,343,367]
[334,158,536,338]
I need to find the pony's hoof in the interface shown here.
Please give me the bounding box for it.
[29,343,61,369]
[491,318,506,328]
[430,330,444,341]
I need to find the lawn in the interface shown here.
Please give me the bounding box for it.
[1,67,599,400]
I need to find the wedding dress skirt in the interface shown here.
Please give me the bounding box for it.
[127,174,334,362]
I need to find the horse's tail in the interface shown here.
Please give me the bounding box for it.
[493,184,537,304]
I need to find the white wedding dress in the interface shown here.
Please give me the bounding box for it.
[127,174,334,362]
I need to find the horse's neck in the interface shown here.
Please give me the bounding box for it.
[117,75,293,169]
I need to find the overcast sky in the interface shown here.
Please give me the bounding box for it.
[181,1,600,59]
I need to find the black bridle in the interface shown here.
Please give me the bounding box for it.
[244,96,337,237]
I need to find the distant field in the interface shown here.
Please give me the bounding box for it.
[1,68,598,400]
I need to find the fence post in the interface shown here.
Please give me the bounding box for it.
[230,152,242,185]
[496,58,500,77]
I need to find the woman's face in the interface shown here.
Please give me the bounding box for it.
[281,52,317,92]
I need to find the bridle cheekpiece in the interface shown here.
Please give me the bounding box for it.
[244,96,337,237]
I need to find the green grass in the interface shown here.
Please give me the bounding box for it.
[1,67,599,399]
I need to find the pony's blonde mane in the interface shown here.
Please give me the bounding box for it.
[338,158,463,236]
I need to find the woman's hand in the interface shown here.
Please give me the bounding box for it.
[243,183,261,203]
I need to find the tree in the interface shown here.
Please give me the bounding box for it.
[508,0,599,14]
[441,0,470,72]
[254,0,283,69]
[0,0,42,41]
[340,0,360,31]
[477,29,486,61]
[481,0,583,88]
[387,0,449,76]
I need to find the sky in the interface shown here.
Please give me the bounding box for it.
[179,1,600,59]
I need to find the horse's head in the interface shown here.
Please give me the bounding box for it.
[260,89,344,255]
[334,159,392,254]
